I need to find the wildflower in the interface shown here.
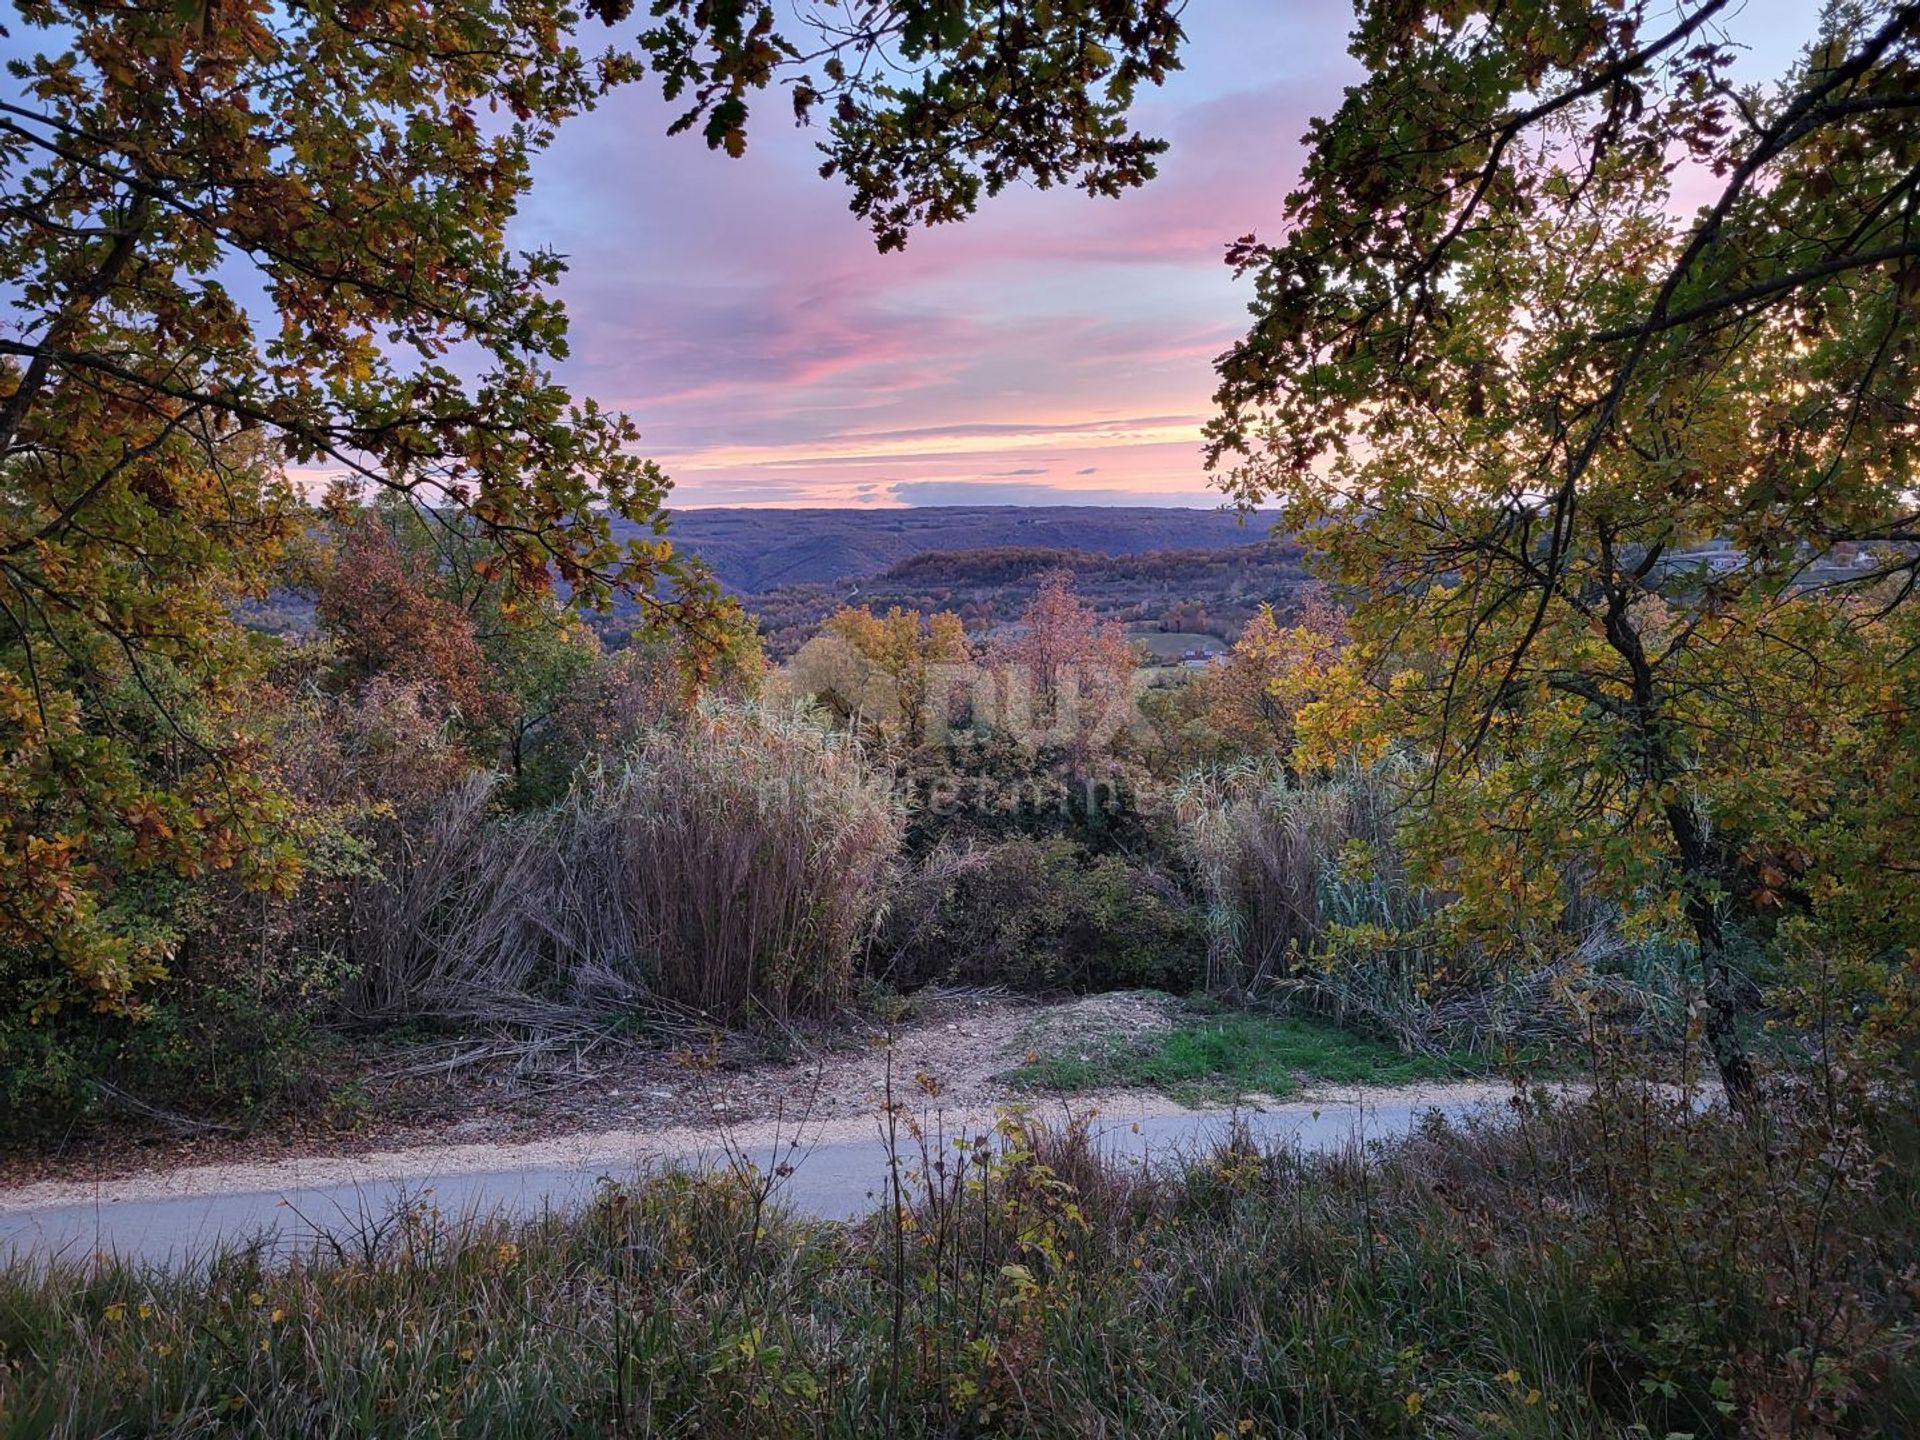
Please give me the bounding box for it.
[137,1303,152,1321]
[1525,1388,1542,1407]
[1405,1391,1423,1416]
[459,1346,476,1362]
[493,1241,520,1268]
[258,1338,271,1353]
[103,1302,125,1323]
[1238,1422,1255,1435]
[383,1337,398,1354]
[153,1342,173,1357]
[270,1307,286,1324]
[247,1291,264,1307]
[1501,1368,1521,1386]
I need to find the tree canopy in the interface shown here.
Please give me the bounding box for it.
[0,0,1185,1020]
[640,0,1185,250]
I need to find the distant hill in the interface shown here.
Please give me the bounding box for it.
[650,506,1281,593]
[744,537,1315,657]
[245,506,1291,644]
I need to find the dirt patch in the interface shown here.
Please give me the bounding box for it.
[1005,989,1182,1069]
[0,991,1187,1193]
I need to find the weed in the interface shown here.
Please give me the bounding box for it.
[2,1080,1912,1437]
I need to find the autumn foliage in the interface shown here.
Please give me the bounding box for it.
[1192,588,1346,766]
[316,513,501,726]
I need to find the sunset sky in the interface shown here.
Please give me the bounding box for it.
[519,0,1815,510]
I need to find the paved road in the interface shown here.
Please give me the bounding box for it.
[0,1095,1496,1272]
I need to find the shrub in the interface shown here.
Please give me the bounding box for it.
[0,901,349,1143]
[880,836,1203,994]
[897,729,1168,857]
[0,665,400,1142]
[1173,761,1687,1057]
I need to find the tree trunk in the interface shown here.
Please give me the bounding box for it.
[1598,572,1757,1102]
[1665,796,1757,1101]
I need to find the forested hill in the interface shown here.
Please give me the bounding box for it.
[651,506,1281,593]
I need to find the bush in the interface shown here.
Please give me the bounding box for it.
[1176,760,1417,992]
[0,1020,95,1143]
[880,836,1203,994]
[1173,762,1694,1058]
[896,729,1171,858]
[0,935,344,1144]
[0,667,399,1143]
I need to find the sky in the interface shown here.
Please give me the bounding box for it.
[517,0,1348,510]
[515,0,1818,511]
[0,0,1818,511]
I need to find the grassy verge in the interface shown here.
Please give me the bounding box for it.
[1,1085,1913,1437]
[1001,1005,1472,1102]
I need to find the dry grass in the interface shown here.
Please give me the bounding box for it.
[601,705,903,1018]
[2,1073,1913,1437]
[1175,760,1417,992]
[1176,763,1691,1058]
[340,704,905,1034]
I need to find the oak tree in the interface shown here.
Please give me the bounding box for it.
[1210,0,1920,1091]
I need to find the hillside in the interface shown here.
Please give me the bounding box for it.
[650,506,1281,593]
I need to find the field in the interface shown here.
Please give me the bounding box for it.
[1133,630,1228,662]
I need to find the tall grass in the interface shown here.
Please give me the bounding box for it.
[3,1080,1913,1436]
[597,703,904,1018]
[1175,761,1690,1057]
[342,773,560,1022]
[1174,759,1420,993]
[341,703,904,1026]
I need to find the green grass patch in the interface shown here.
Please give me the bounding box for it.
[1002,1008,1469,1102]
